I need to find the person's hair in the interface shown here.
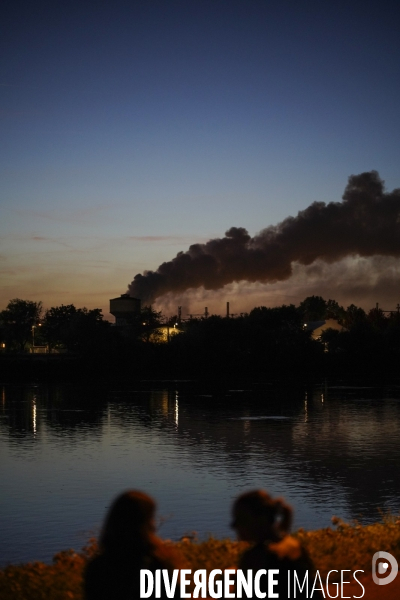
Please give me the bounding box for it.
[232,490,292,540]
[100,490,156,555]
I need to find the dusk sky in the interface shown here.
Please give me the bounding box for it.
[2,0,400,319]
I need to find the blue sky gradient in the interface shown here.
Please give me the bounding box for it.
[2,1,400,317]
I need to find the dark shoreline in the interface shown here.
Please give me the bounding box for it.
[1,351,399,390]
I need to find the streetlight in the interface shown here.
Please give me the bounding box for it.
[31,324,42,351]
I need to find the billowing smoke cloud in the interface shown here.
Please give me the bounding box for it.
[128,171,400,303]
[151,256,400,315]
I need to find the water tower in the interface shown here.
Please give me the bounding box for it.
[109,294,141,326]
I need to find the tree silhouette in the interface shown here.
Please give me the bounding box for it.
[42,304,109,352]
[298,296,327,321]
[0,298,42,351]
[139,306,164,343]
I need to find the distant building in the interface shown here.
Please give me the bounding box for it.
[154,325,181,343]
[304,318,346,340]
[109,294,141,326]
[30,346,48,354]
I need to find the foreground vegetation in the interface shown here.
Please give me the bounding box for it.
[1,517,400,600]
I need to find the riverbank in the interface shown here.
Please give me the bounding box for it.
[1,518,399,599]
[2,337,400,385]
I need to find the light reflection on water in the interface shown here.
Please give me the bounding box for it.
[1,382,400,566]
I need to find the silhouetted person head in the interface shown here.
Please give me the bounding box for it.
[232,491,323,599]
[100,490,157,556]
[231,489,292,543]
[85,490,183,600]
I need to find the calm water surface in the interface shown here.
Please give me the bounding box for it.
[1,381,400,566]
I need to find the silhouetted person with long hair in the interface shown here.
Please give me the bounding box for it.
[231,490,323,599]
[85,490,182,600]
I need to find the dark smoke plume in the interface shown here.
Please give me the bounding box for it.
[128,171,400,303]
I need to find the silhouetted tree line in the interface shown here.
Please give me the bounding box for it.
[0,300,113,354]
[1,296,400,381]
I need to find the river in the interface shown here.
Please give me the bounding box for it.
[1,381,400,566]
